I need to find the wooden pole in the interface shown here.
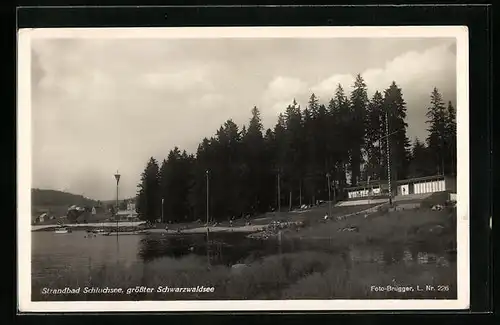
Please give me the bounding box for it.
[385,111,392,205]
[277,171,281,213]
[327,173,332,217]
[114,172,120,240]
[206,170,210,267]
[206,170,209,234]
[299,180,302,207]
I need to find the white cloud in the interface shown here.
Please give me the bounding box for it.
[141,68,210,92]
[265,76,307,101]
[189,93,226,109]
[262,76,309,114]
[311,73,356,99]
[308,43,456,142]
[312,43,455,99]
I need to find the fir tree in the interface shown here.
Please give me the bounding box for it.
[445,101,457,175]
[283,100,303,208]
[302,96,318,205]
[349,74,369,184]
[242,106,266,213]
[408,138,433,178]
[136,157,160,223]
[425,87,448,175]
[383,81,411,182]
[332,84,350,188]
[364,91,385,180]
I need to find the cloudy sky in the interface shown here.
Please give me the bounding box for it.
[30,36,456,200]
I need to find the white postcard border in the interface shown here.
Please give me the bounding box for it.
[17,26,470,312]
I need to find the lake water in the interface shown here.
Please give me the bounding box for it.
[32,230,456,284]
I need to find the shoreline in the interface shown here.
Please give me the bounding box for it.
[32,223,267,234]
[32,221,145,232]
[149,225,266,234]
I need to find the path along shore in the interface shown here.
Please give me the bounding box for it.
[149,225,267,234]
[31,221,266,234]
[32,221,145,231]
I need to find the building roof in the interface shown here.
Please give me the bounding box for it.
[395,175,446,184]
[345,184,384,191]
[116,210,138,216]
[345,174,446,191]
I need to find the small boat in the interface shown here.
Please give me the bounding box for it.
[54,227,72,234]
[93,220,107,234]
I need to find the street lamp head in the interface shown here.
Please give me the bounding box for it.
[114,170,121,185]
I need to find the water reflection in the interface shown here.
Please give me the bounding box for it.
[138,232,286,265]
[32,230,455,284]
[137,233,455,268]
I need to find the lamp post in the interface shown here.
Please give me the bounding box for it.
[114,171,120,239]
[276,169,281,214]
[367,176,371,205]
[205,170,210,267]
[385,110,392,206]
[333,179,336,204]
[206,170,209,233]
[161,198,164,224]
[326,172,332,218]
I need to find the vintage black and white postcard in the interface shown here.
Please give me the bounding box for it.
[17,26,469,312]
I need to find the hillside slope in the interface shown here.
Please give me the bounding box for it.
[31,189,136,224]
[31,189,102,222]
[32,188,99,208]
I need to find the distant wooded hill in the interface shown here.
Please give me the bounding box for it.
[32,188,136,213]
[32,188,99,208]
[31,189,125,223]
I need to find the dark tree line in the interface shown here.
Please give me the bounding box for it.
[136,76,457,223]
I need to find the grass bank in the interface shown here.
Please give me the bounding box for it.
[282,206,456,250]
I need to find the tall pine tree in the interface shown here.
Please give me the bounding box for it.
[136,157,161,223]
[364,91,385,180]
[283,99,303,208]
[425,87,448,175]
[242,107,267,213]
[303,94,320,205]
[445,101,457,175]
[332,84,350,188]
[383,81,411,183]
[408,138,434,178]
[349,74,368,185]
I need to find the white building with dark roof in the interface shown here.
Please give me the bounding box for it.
[345,175,456,199]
